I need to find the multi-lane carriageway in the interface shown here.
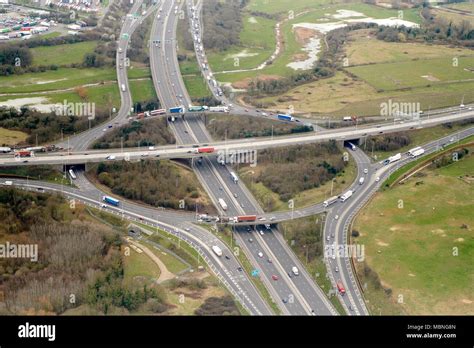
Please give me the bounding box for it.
[149,0,337,316]
[1,109,473,167]
[2,0,473,316]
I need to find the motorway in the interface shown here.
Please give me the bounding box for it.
[148,0,337,316]
[2,0,473,317]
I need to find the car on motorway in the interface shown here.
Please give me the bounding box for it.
[376,176,380,182]
[292,266,299,276]
[271,275,279,281]
[267,258,272,263]
[364,168,368,174]
[237,266,243,272]
[335,266,339,273]
[224,255,230,260]
[106,155,116,160]
[259,230,264,235]
[334,215,339,220]
[248,238,253,243]
[257,251,263,258]
[233,193,238,198]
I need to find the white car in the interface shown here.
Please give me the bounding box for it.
[376,176,380,182]
[106,155,116,160]
[257,251,263,258]
[259,230,264,235]
[334,215,339,220]
[363,168,368,174]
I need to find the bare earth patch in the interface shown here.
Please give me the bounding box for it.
[294,26,318,44]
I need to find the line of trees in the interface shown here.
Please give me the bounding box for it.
[0,106,109,145]
[88,160,215,213]
[206,114,312,139]
[202,0,245,51]
[365,132,412,152]
[93,118,175,149]
[248,141,348,202]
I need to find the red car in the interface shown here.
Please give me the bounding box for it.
[271,275,279,281]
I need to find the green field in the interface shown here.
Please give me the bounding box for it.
[0,82,120,111]
[0,66,152,111]
[345,30,474,66]
[207,15,276,72]
[354,149,474,315]
[433,5,474,25]
[247,0,333,15]
[0,68,117,93]
[444,2,474,13]
[129,78,157,103]
[30,41,98,66]
[0,127,28,146]
[123,246,161,285]
[347,56,474,91]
